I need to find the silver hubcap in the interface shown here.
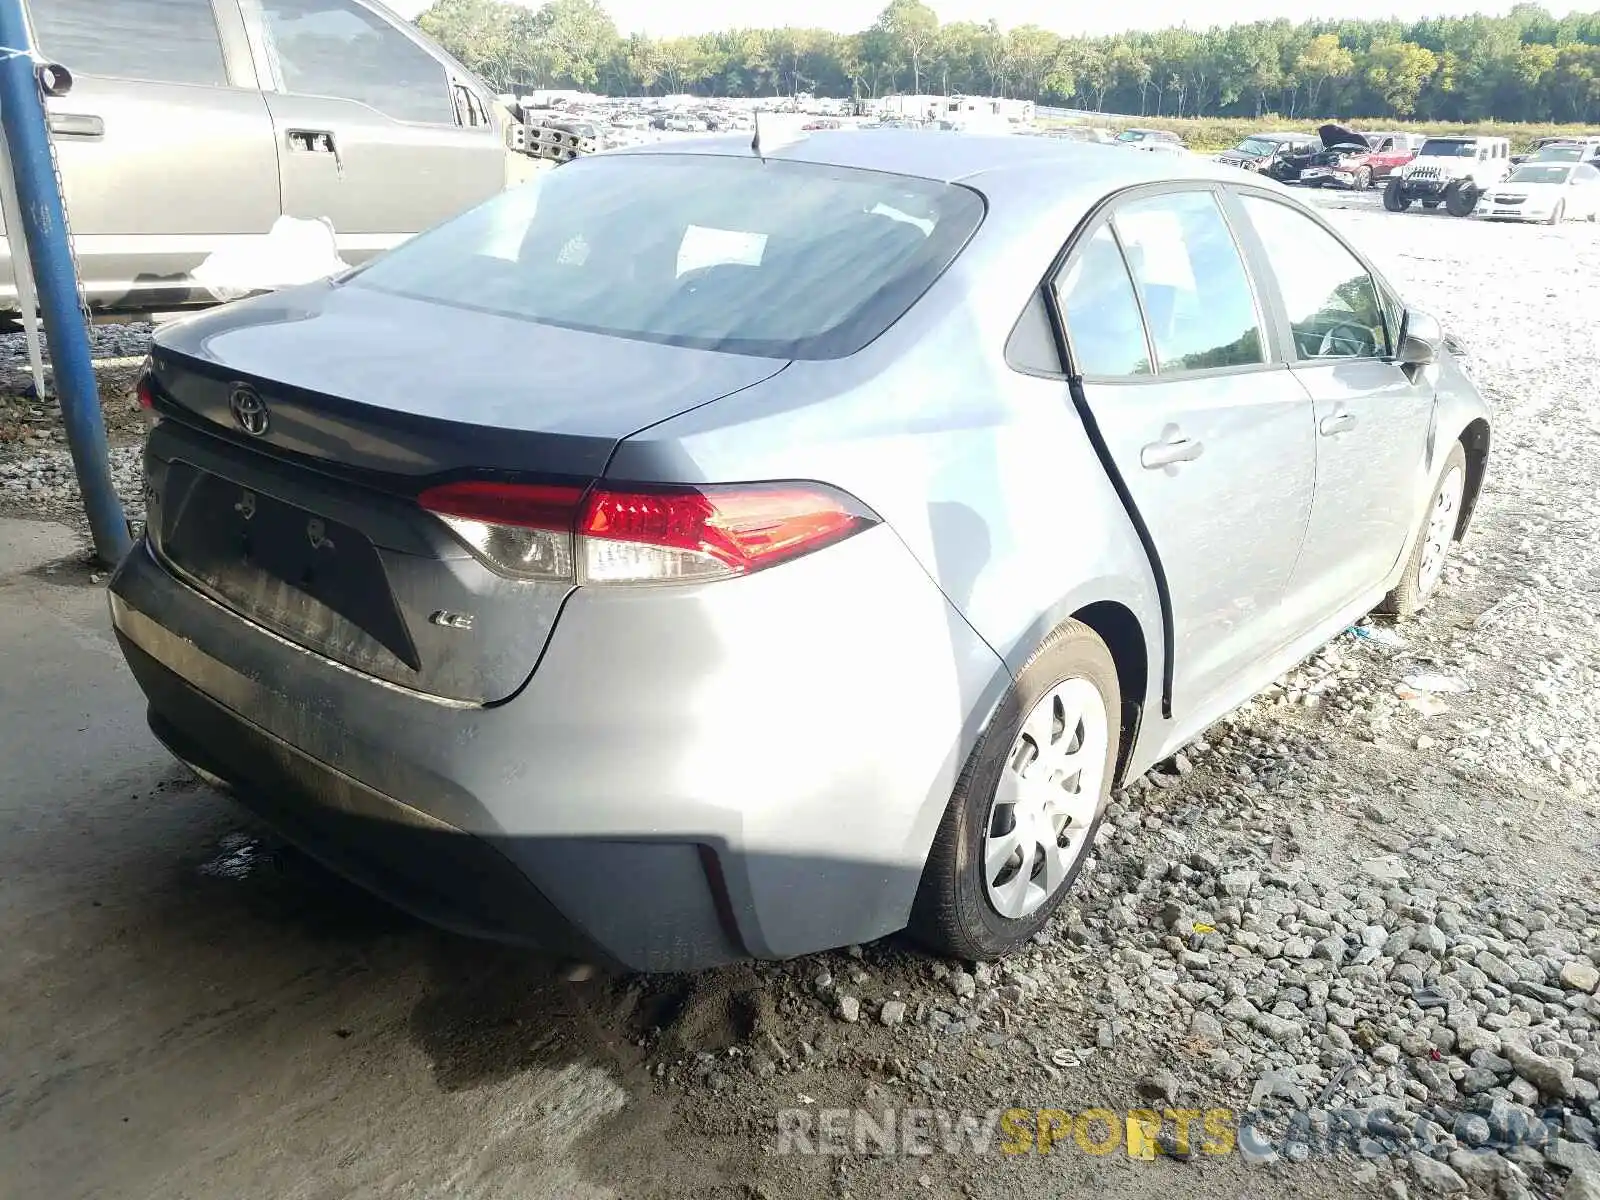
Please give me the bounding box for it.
[1418,465,1464,598]
[983,678,1109,920]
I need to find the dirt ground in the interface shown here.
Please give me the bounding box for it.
[3,190,1599,1200]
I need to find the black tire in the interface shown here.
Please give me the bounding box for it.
[1547,202,1565,226]
[1383,178,1411,212]
[1444,181,1479,217]
[1380,443,1468,621]
[1355,167,1372,190]
[910,620,1122,960]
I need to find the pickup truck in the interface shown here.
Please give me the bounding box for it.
[1,0,554,323]
[1295,125,1421,190]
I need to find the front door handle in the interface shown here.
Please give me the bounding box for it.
[1319,411,1358,436]
[1140,431,1204,469]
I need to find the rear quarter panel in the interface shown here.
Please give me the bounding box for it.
[607,213,1166,765]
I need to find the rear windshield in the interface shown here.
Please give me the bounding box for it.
[1508,165,1571,185]
[347,154,985,360]
[1532,145,1585,162]
[1419,139,1478,157]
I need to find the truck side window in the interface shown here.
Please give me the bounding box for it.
[29,0,229,86]
[259,0,457,125]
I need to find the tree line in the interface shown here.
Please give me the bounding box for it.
[416,0,1600,124]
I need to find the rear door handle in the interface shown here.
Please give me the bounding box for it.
[286,129,343,177]
[287,129,337,153]
[1140,432,1204,469]
[48,112,104,139]
[1319,411,1358,436]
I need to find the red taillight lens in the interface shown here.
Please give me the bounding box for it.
[418,480,876,585]
[580,485,874,583]
[135,364,161,430]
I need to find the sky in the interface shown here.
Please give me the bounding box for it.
[387,0,1581,38]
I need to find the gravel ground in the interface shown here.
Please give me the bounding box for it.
[3,192,1599,1200]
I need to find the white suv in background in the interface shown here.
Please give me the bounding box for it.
[1384,136,1511,216]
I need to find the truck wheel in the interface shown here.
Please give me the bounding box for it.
[1354,167,1372,190]
[1383,178,1410,211]
[1379,443,1468,621]
[1444,182,1479,217]
[1546,202,1565,226]
[911,620,1121,960]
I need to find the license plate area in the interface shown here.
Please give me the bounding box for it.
[161,463,419,674]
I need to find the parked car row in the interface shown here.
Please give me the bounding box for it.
[1209,123,1600,223]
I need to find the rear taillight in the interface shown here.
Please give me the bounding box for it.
[134,361,160,430]
[417,480,876,585]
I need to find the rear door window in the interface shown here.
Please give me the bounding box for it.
[1110,191,1265,373]
[259,0,456,124]
[349,153,985,360]
[30,0,228,85]
[1053,225,1152,377]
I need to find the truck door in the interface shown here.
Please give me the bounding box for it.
[12,0,280,313]
[245,0,506,264]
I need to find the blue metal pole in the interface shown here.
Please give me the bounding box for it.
[0,0,130,563]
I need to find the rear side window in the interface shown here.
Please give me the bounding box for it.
[260,0,455,125]
[1238,195,1388,361]
[349,154,986,360]
[1111,191,1265,373]
[1053,225,1151,377]
[30,0,228,86]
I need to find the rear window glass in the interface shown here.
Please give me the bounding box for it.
[1532,145,1585,162]
[347,154,985,360]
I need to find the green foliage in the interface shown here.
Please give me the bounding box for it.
[412,0,1600,124]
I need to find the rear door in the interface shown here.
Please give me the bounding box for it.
[246,0,505,263]
[1229,189,1434,618]
[1051,186,1315,718]
[15,0,280,311]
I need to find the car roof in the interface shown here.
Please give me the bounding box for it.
[606,130,1240,190]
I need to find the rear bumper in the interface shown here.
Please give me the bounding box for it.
[109,529,1007,970]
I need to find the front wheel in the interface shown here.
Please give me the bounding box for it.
[1445,181,1479,217]
[911,620,1121,960]
[1354,167,1372,190]
[1384,178,1411,212]
[1380,443,1468,621]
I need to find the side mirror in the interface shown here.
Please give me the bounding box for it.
[1397,309,1442,367]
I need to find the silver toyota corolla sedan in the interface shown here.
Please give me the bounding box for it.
[109,133,1491,971]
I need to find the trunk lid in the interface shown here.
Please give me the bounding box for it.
[145,283,789,704]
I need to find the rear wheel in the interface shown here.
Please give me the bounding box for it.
[1384,178,1411,211]
[911,620,1121,960]
[1380,443,1468,620]
[1445,181,1479,217]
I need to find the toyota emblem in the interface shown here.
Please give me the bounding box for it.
[228,384,269,437]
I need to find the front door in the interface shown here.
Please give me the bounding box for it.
[1053,188,1316,718]
[250,0,506,263]
[1231,192,1435,616]
[20,0,280,311]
